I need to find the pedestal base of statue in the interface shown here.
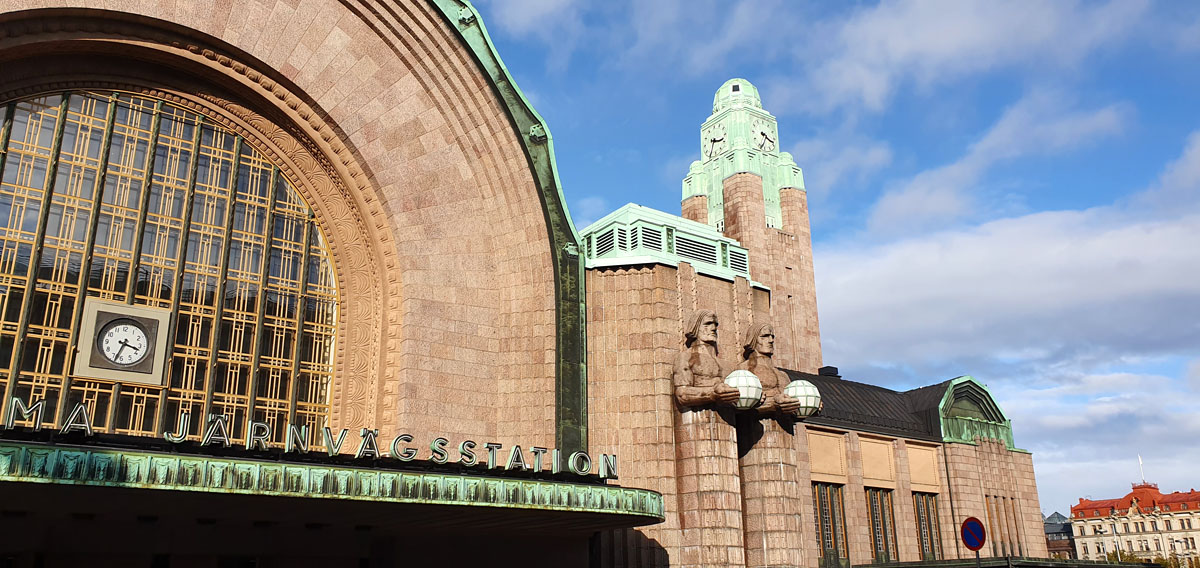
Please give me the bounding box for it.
[738,414,803,568]
[674,405,747,567]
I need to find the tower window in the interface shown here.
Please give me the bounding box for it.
[732,85,740,92]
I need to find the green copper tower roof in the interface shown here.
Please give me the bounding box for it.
[686,78,804,230]
[713,78,763,113]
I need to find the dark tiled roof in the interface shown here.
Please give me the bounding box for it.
[782,369,947,441]
[1045,512,1070,524]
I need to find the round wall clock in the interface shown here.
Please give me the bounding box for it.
[703,123,727,158]
[98,318,151,367]
[75,299,170,384]
[750,119,776,151]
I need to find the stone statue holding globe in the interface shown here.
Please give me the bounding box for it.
[671,309,741,408]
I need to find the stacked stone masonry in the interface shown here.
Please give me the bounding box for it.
[0,0,561,451]
[585,262,1047,566]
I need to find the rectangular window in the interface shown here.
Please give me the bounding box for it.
[1167,520,1173,530]
[913,492,943,560]
[866,488,898,563]
[1099,542,1107,554]
[814,483,848,568]
[1124,523,1130,533]
[1152,521,1159,531]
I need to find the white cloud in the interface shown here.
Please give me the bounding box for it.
[776,0,1148,114]
[992,371,1200,511]
[866,91,1130,236]
[569,195,611,230]
[475,0,585,71]
[821,209,1200,366]
[1134,130,1200,214]
[816,131,1200,511]
[788,137,892,197]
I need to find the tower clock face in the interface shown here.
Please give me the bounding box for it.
[750,119,776,151]
[98,318,151,366]
[703,123,727,158]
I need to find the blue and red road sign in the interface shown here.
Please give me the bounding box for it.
[961,517,987,551]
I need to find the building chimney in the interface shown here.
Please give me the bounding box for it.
[818,366,839,378]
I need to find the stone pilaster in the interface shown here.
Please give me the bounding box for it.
[738,418,803,567]
[682,194,709,225]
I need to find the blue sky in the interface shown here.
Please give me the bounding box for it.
[472,0,1200,515]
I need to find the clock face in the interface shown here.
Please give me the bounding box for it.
[703,123,728,158]
[98,318,151,366]
[751,119,776,151]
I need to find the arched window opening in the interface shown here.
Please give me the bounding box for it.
[0,91,337,447]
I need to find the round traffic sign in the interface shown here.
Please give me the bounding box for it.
[961,517,987,551]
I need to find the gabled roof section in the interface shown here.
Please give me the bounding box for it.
[785,370,940,441]
[940,376,1008,423]
[777,371,1024,451]
[1045,512,1070,524]
[936,376,1020,451]
[1072,483,1200,518]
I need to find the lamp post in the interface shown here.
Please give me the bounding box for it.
[1099,525,1118,561]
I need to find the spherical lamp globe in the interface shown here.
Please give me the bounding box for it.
[783,379,821,418]
[724,370,763,410]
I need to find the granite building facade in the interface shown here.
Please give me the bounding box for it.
[0,2,1046,567]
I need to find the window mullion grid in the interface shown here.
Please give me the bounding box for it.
[152,111,202,437]
[885,491,897,560]
[0,103,14,401]
[244,166,279,431]
[58,92,121,427]
[200,135,245,439]
[285,214,313,431]
[0,102,13,175]
[124,100,166,304]
[1,93,72,424]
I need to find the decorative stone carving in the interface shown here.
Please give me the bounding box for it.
[738,323,801,417]
[672,310,739,409]
[737,321,805,567]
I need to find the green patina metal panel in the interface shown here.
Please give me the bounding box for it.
[427,1,587,455]
[0,441,664,522]
[683,79,806,231]
[936,376,1025,452]
[578,203,764,286]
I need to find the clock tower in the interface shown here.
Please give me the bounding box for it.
[682,78,821,371]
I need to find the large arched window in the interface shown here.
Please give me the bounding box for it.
[0,91,337,446]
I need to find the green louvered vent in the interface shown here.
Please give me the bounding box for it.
[640,227,662,251]
[676,236,717,265]
[729,250,749,273]
[579,203,759,284]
